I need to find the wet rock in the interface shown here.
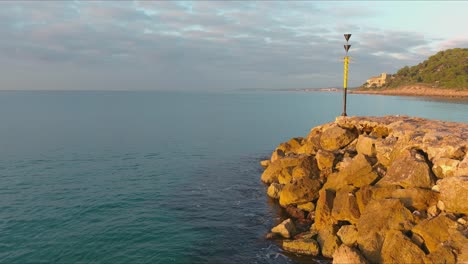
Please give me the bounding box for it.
[265,232,280,240]
[381,231,427,264]
[320,124,357,151]
[271,218,296,239]
[438,176,468,215]
[337,225,358,246]
[282,238,320,256]
[377,149,435,189]
[267,183,284,199]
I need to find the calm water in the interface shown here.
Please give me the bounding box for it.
[0,91,466,263]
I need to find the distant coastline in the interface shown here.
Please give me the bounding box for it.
[351,84,468,98]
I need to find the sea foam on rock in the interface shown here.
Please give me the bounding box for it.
[260,115,468,262]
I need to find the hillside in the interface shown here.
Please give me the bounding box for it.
[361,48,468,91]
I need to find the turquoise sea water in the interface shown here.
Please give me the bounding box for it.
[0,91,467,263]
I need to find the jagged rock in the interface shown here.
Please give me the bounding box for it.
[291,156,320,180]
[437,200,446,211]
[455,156,468,177]
[297,202,315,212]
[265,232,280,240]
[271,218,296,238]
[271,148,285,163]
[425,245,456,264]
[285,205,306,220]
[279,177,321,207]
[320,124,357,151]
[332,245,368,264]
[372,187,439,211]
[412,214,468,253]
[432,158,460,178]
[282,239,320,256]
[356,135,376,157]
[377,149,435,189]
[381,231,427,264]
[267,183,283,199]
[357,199,414,263]
[315,149,335,171]
[260,159,271,168]
[438,176,468,215]
[314,188,336,229]
[261,155,312,184]
[332,187,360,224]
[317,227,341,258]
[427,205,439,217]
[337,225,358,246]
[324,154,378,191]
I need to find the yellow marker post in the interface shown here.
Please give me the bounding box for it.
[342,34,351,116]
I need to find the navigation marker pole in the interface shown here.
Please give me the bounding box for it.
[342,34,351,116]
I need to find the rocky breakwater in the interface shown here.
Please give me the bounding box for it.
[261,115,468,263]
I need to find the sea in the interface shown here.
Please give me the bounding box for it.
[0,90,466,264]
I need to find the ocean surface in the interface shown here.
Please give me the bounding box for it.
[0,91,467,264]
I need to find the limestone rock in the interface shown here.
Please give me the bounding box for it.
[356,135,376,157]
[381,231,426,264]
[261,155,312,184]
[369,186,439,211]
[357,199,414,263]
[285,205,306,220]
[317,227,341,258]
[282,239,320,256]
[332,245,368,264]
[271,148,285,163]
[320,125,357,151]
[412,214,468,253]
[267,183,284,199]
[332,187,360,224]
[432,158,460,178]
[324,154,378,191]
[337,225,358,246]
[297,202,315,212]
[377,149,435,189]
[425,245,456,264]
[315,149,335,171]
[271,218,296,238]
[374,137,398,167]
[279,177,321,207]
[260,159,271,168]
[314,188,336,229]
[438,176,468,215]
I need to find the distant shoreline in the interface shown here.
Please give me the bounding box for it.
[351,85,468,98]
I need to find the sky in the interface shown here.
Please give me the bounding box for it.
[0,1,467,91]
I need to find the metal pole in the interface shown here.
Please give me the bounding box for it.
[342,34,351,117]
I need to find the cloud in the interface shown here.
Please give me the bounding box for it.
[0,1,458,90]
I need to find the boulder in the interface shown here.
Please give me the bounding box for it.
[320,125,357,151]
[261,155,312,184]
[432,158,460,178]
[271,218,296,238]
[271,148,285,163]
[381,231,426,264]
[279,177,321,207]
[365,186,439,211]
[438,176,468,215]
[374,136,398,167]
[332,245,368,264]
[425,245,456,264]
[317,227,341,258]
[291,157,320,180]
[377,149,435,189]
[337,225,358,246]
[315,149,335,171]
[282,239,320,256]
[455,156,468,177]
[297,202,315,212]
[356,135,376,157]
[285,205,306,220]
[267,183,283,199]
[412,214,468,253]
[314,188,336,229]
[331,187,360,224]
[260,159,271,168]
[324,154,379,191]
[357,199,414,263]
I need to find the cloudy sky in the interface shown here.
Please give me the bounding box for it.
[1,1,467,91]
